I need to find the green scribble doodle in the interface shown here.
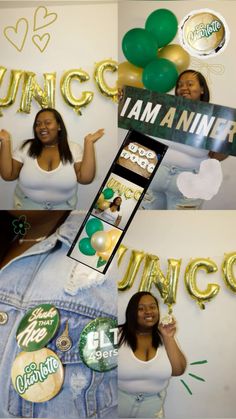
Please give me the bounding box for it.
[190,360,208,365]
[188,373,205,382]
[180,379,193,395]
[180,359,208,395]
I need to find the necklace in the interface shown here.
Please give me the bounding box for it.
[44,144,58,148]
[18,236,47,245]
[136,331,152,336]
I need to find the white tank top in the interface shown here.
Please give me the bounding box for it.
[118,343,172,394]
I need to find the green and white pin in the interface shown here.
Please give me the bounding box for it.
[16,304,60,352]
[78,317,118,372]
[11,348,64,402]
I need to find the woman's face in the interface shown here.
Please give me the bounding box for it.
[176,72,204,101]
[114,197,122,206]
[136,294,159,330]
[35,111,60,145]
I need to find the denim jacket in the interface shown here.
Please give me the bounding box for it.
[0,212,117,418]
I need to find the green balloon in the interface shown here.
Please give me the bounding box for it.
[85,218,104,237]
[122,28,158,68]
[145,9,178,48]
[142,58,178,93]
[79,237,96,256]
[102,188,114,200]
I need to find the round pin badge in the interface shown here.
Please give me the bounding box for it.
[11,348,64,403]
[79,317,118,372]
[16,304,60,352]
[179,8,230,59]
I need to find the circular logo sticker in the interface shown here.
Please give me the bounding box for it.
[16,304,60,352]
[11,348,64,402]
[79,317,118,372]
[179,8,230,58]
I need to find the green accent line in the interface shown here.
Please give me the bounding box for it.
[188,373,205,382]
[190,360,208,365]
[180,379,193,395]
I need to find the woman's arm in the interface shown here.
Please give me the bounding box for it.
[115,215,122,227]
[159,320,187,376]
[0,130,23,180]
[74,129,104,184]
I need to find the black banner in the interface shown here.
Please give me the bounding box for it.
[118,85,236,156]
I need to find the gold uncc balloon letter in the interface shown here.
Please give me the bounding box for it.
[94,59,118,103]
[222,252,236,293]
[0,67,23,116]
[185,258,220,309]
[139,256,181,312]
[61,69,93,115]
[118,250,145,290]
[19,71,56,114]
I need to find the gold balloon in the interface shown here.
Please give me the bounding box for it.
[163,259,181,310]
[0,67,23,116]
[60,69,94,115]
[91,231,111,252]
[96,193,105,207]
[138,256,181,312]
[222,252,236,293]
[185,258,220,309]
[138,254,161,293]
[158,44,190,74]
[94,59,118,102]
[118,61,144,89]
[97,229,122,261]
[99,200,110,211]
[118,250,145,290]
[97,247,112,262]
[117,244,128,266]
[108,228,122,244]
[19,71,56,114]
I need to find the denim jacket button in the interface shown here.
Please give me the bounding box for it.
[0,311,8,325]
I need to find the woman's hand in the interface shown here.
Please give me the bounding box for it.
[0,129,11,143]
[158,319,176,339]
[84,129,104,144]
[208,151,228,161]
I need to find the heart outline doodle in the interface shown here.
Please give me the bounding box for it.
[32,33,51,52]
[4,18,29,52]
[33,6,58,31]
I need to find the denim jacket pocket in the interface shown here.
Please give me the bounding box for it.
[8,305,117,418]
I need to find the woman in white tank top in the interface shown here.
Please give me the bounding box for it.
[141,70,227,210]
[118,291,186,418]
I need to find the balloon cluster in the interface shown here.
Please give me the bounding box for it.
[96,187,114,211]
[120,8,190,93]
[79,217,121,268]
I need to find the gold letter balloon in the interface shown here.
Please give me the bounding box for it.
[222,252,236,293]
[94,59,118,103]
[19,72,56,114]
[0,67,23,116]
[139,256,181,313]
[60,69,94,115]
[185,258,220,309]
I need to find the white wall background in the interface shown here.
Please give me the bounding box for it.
[0,0,117,209]
[118,1,236,210]
[117,210,236,418]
